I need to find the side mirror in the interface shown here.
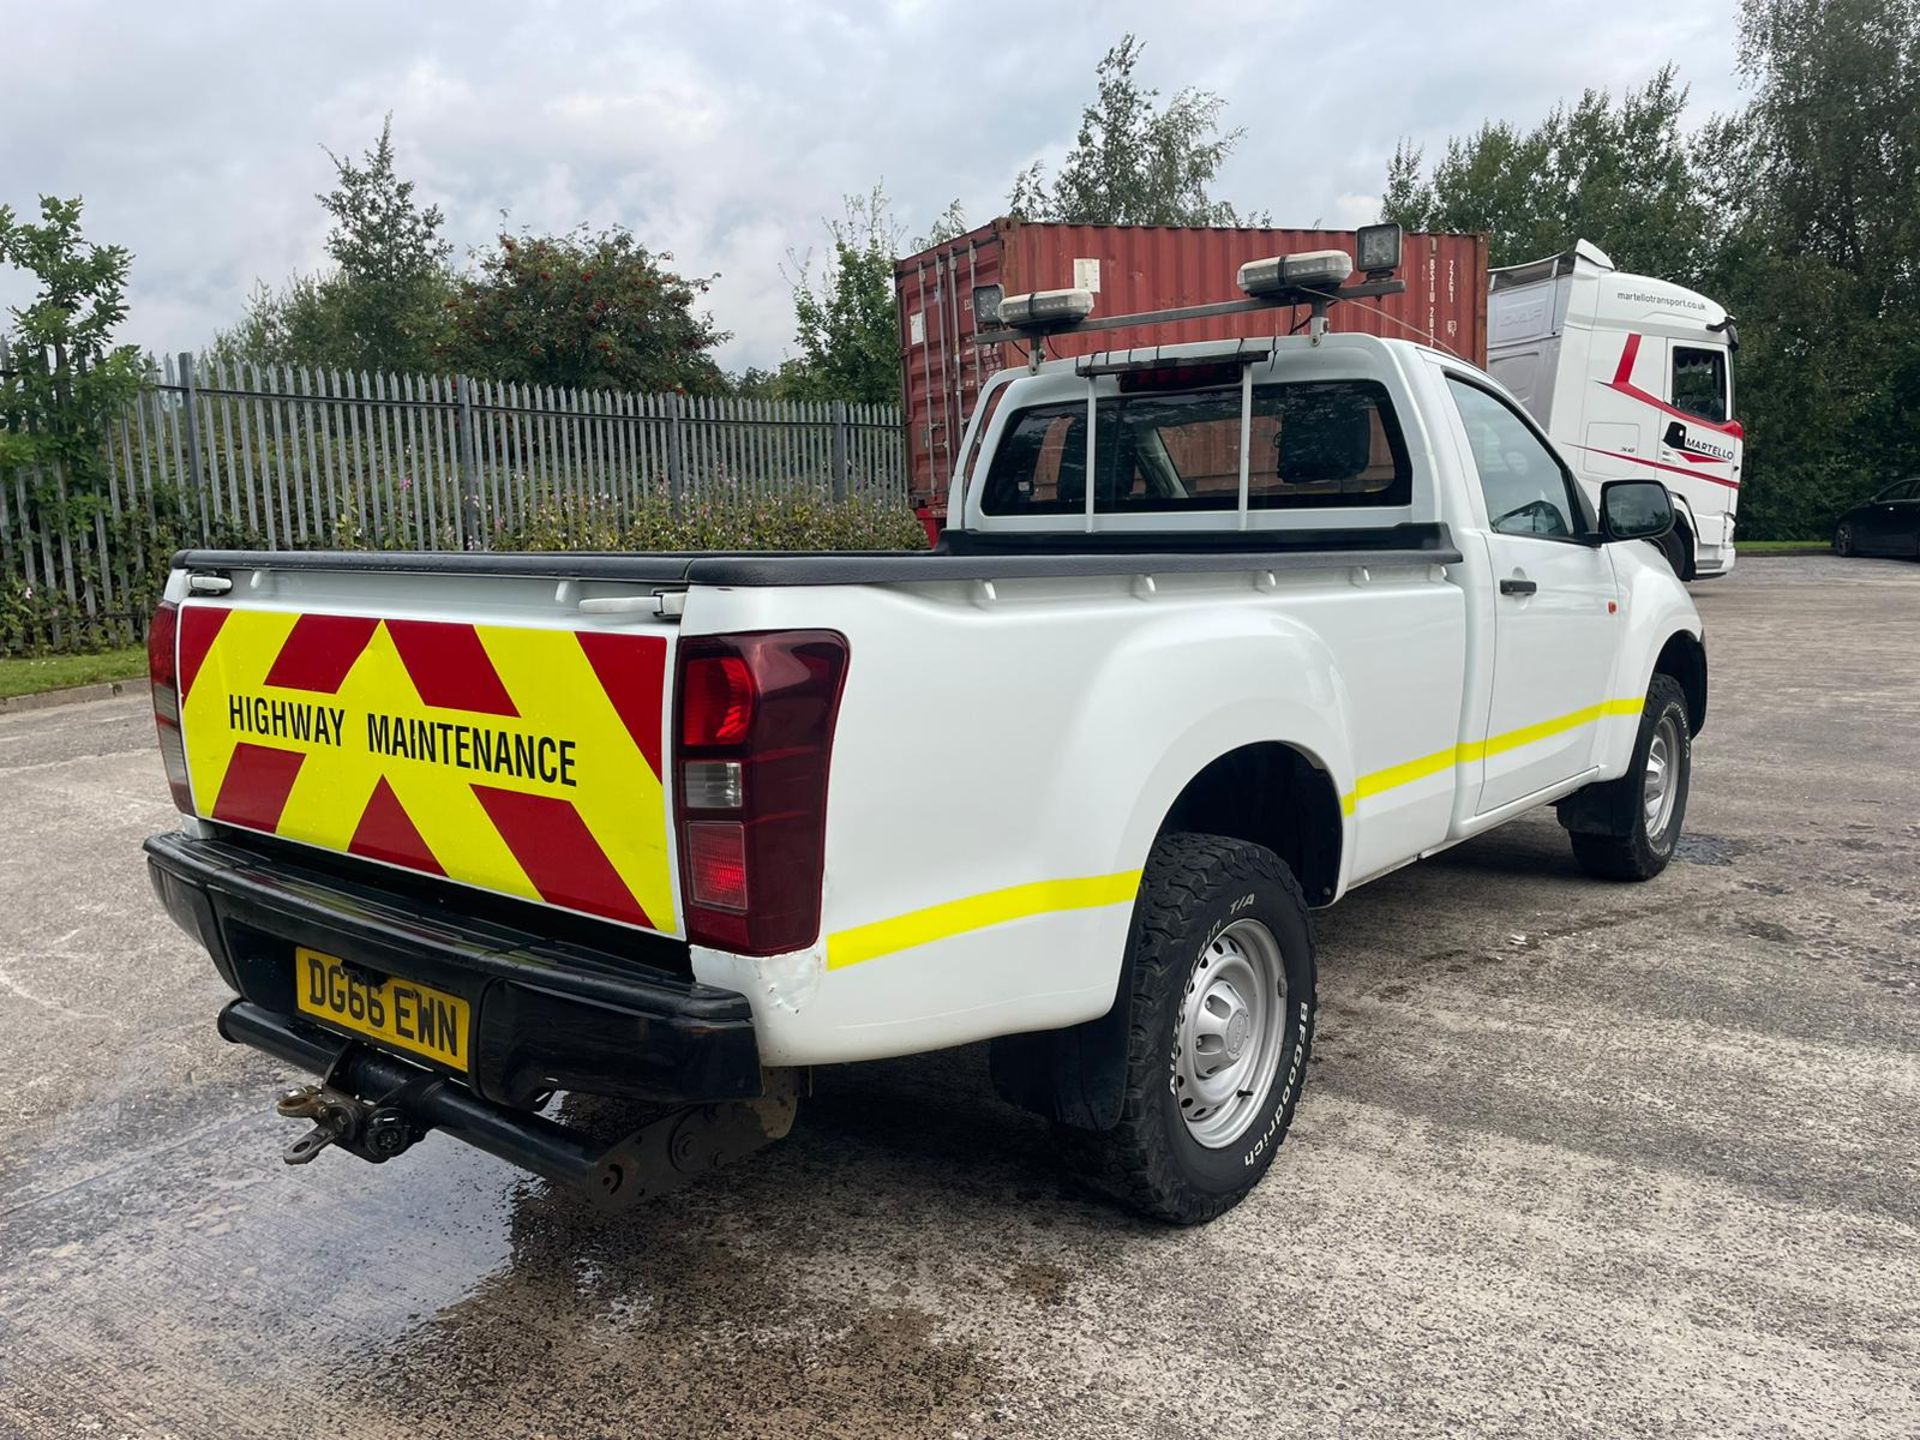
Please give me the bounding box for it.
[1599,479,1675,543]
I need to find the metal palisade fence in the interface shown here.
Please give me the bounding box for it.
[1,344,907,653]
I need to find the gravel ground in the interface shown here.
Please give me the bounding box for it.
[1,553,1916,1439]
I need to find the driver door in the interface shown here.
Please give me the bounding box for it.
[1446,374,1622,814]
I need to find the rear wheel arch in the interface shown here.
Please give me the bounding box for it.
[990,741,1343,1133]
[1156,742,1345,908]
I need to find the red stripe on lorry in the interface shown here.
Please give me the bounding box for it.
[1569,444,1741,489]
[1604,333,1743,437]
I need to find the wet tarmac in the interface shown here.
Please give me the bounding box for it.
[2,554,1917,1438]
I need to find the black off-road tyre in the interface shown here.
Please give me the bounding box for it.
[1569,674,1692,881]
[1058,833,1316,1225]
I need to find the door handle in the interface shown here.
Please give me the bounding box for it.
[1499,578,1538,597]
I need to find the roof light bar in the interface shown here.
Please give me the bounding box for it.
[996,288,1095,331]
[1237,250,1354,298]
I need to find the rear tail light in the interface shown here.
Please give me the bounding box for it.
[674,631,849,956]
[148,601,193,813]
[685,822,749,910]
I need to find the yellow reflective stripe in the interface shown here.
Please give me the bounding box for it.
[828,696,1651,968]
[827,869,1142,971]
[1352,743,1459,803]
[1339,695,1646,812]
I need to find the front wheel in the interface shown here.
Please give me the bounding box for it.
[1059,833,1317,1225]
[1835,522,1855,556]
[1569,674,1692,881]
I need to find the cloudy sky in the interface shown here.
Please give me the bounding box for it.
[1,0,1744,372]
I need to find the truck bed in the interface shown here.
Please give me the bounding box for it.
[173,522,1462,587]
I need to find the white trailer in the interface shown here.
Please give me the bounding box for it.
[1488,241,1741,579]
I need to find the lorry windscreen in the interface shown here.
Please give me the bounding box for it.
[980,380,1411,517]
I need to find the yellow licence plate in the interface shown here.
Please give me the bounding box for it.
[294,947,471,1072]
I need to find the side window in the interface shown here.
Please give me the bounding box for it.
[1447,376,1586,539]
[1093,379,1412,514]
[1671,346,1729,424]
[979,402,1087,515]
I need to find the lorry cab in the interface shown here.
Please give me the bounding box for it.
[1487,240,1741,579]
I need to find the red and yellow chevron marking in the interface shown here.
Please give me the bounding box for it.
[177,607,674,934]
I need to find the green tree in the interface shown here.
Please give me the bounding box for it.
[914,199,970,250]
[215,117,454,373]
[1008,35,1265,226]
[446,224,728,394]
[783,188,901,405]
[0,196,146,650]
[1383,66,1712,281]
[1704,0,1920,539]
[0,195,143,474]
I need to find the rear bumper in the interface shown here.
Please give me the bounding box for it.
[145,830,763,1109]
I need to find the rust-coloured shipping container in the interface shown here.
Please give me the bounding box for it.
[895,219,1490,512]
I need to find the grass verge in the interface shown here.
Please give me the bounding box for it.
[0,645,148,701]
[1739,540,1828,554]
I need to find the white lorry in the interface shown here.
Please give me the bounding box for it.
[1488,240,1742,580]
[144,236,1708,1224]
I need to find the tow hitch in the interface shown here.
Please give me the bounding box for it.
[276,1083,425,1166]
[222,999,800,1209]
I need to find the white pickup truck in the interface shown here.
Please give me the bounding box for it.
[144,243,1707,1224]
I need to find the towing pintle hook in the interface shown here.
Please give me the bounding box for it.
[275,1082,424,1166]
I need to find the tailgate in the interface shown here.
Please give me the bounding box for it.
[173,585,680,937]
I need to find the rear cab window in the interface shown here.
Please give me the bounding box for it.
[980,375,1412,518]
[979,403,1088,515]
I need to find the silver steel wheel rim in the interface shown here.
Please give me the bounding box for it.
[1173,918,1288,1149]
[1643,714,1682,843]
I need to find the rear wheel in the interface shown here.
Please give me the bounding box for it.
[1569,674,1692,881]
[1059,833,1316,1225]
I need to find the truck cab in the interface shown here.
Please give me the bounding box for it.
[1487,240,1741,579]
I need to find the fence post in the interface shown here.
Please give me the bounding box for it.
[666,391,686,514]
[457,374,483,549]
[830,400,850,502]
[178,351,208,541]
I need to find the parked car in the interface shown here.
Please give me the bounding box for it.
[144,239,1707,1225]
[1834,477,1920,558]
